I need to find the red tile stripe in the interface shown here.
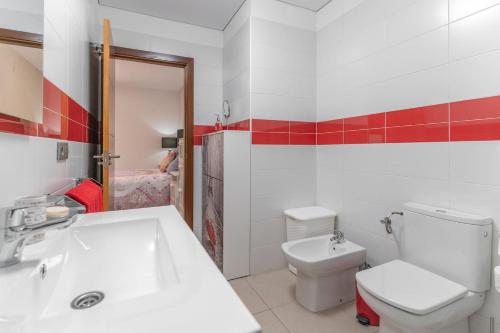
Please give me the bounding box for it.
[195,94,500,145]
[251,119,316,145]
[0,78,97,143]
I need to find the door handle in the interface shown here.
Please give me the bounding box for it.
[93,153,120,166]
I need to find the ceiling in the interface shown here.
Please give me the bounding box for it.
[98,0,246,30]
[99,0,333,30]
[278,0,332,11]
[115,59,184,92]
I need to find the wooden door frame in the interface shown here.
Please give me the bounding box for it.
[109,46,195,229]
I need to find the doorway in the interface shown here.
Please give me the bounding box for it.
[102,45,194,228]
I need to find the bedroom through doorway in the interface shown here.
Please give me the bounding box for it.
[112,58,185,213]
[100,42,194,227]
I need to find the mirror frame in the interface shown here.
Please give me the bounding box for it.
[0,27,42,49]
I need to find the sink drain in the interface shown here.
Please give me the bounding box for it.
[71,291,105,310]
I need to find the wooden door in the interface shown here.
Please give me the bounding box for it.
[100,19,118,210]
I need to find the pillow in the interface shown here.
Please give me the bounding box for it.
[159,150,177,173]
[166,156,179,173]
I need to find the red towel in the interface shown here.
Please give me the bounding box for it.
[66,179,103,213]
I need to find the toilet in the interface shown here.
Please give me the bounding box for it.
[356,202,492,333]
[282,234,366,312]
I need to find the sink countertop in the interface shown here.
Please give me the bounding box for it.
[0,206,261,333]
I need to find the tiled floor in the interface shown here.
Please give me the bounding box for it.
[229,269,379,333]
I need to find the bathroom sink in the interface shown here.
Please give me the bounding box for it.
[0,206,260,333]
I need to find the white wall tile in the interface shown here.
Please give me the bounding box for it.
[377,64,449,112]
[251,0,316,31]
[251,218,287,248]
[251,243,288,274]
[343,144,388,175]
[342,0,386,37]
[385,0,448,47]
[341,20,386,64]
[109,28,151,50]
[316,0,361,31]
[450,4,500,61]
[0,133,37,207]
[251,42,315,76]
[250,145,316,273]
[223,18,250,124]
[450,50,500,102]
[450,142,500,187]
[44,0,69,43]
[0,0,43,34]
[251,94,315,121]
[450,182,500,230]
[383,26,449,81]
[449,0,500,22]
[385,143,450,180]
[223,0,251,44]
[252,18,316,52]
[252,146,317,171]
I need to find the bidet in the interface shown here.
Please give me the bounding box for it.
[282,235,365,312]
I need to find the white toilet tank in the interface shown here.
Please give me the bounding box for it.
[402,202,492,292]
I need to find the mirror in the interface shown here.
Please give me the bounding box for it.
[0,1,43,124]
[0,42,43,123]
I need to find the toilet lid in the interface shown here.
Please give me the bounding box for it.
[356,260,468,315]
[284,206,336,221]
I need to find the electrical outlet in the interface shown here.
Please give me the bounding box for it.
[57,142,69,161]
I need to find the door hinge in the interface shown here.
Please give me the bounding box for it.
[94,44,103,56]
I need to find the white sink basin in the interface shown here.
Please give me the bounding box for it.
[0,206,260,333]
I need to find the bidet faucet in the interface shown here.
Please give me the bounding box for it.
[330,230,345,244]
[0,195,84,268]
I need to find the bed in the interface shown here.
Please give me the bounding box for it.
[111,169,171,210]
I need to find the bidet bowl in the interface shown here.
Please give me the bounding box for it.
[281,235,366,312]
[281,235,366,277]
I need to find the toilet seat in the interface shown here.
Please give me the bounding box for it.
[356,260,468,315]
[357,284,483,333]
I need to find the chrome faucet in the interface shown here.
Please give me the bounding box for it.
[380,211,404,234]
[330,230,345,244]
[0,196,84,268]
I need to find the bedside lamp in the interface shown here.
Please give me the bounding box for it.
[162,137,178,149]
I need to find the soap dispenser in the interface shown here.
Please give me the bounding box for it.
[214,114,223,132]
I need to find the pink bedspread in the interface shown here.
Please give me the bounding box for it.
[112,169,170,210]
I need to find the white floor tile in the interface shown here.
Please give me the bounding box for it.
[247,269,296,308]
[229,277,269,314]
[273,301,377,333]
[254,310,290,333]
